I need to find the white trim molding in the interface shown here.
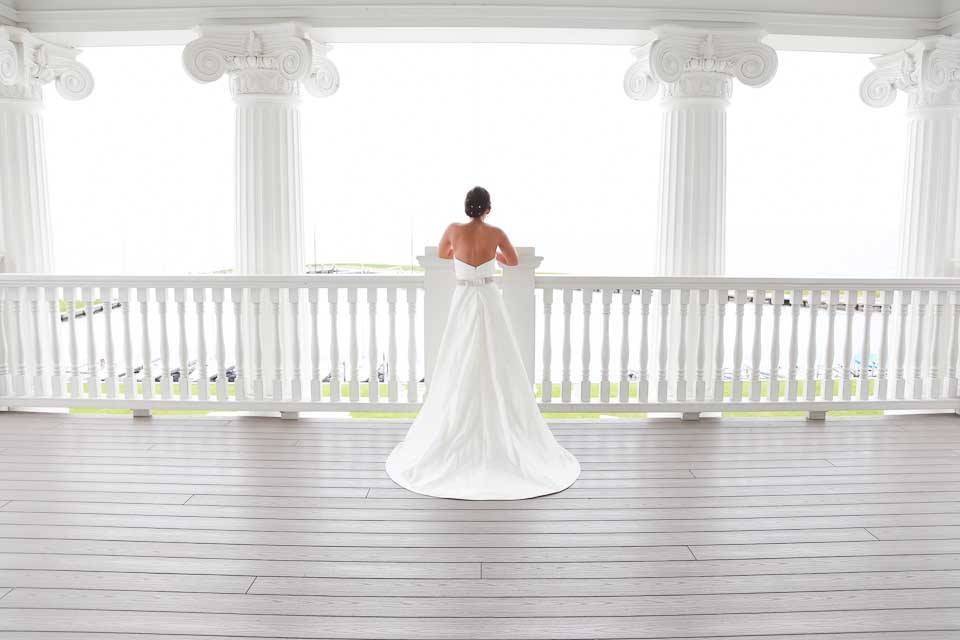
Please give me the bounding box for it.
[4,0,955,50]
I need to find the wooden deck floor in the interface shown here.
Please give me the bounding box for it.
[0,412,959,638]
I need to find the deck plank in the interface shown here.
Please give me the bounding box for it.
[0,411,959,638]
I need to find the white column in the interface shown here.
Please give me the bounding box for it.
[500,247,542,387]
[861,36,960,396]
[183,23,338,399]
[861,36,960,278]
[624,24,777,400]
[625,24,777,276]
[183,22,339,275]
[0,29,92,400]
[0,27,93,273]
[417,247,457,392]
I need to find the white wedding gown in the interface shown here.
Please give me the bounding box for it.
[385,256,580,500]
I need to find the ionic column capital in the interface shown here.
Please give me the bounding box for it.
[182,22,339,99]
[0,27,94,103]
[624,24,777,102]
[861,36,960,111]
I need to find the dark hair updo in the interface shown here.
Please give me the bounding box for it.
[464,186,491,219]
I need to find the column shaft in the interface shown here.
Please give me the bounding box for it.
[0,100,52,272]
[657,99,727,276]
[235,96,303,275]
[899,109,960,277]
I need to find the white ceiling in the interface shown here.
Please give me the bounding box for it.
[1,0,954,52]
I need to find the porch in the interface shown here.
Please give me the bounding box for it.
[0,410,959,637]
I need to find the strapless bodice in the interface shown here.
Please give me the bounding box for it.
[454,256,497,281]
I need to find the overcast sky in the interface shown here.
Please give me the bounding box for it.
[44,44,905,277]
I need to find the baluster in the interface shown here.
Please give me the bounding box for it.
[804,290,819,401]
[0,289,8,398]
[694,289,708,401]
[928,290,943,400]
[82,287,98,399]
[600,288,612,402]
[270,288,283,401]
[155,288,172,399]
[750,287,764,402]
[676,289,690,402]
[913,290,929,400]
[288,287,301,401]
[823,290,839,401]
[657,288,670,403]
[638,288,652,403]
[8,288,25,397]
[580,288,593,402]
[861,290,876,401]
[137,287,153,400]
[542,288,553,403]
[308,287,321,401]
[29,287,44,396]
[212,288,227,401]
[619,289,633,403]
[231,287,246,401]
[347,287,359,402]
[251,287,264,401]
[561,288,573,403]
[841,289,857,400]
[119,288,133,399]
[100,286,116,398]
[329,288,342,402]
[713,289,727,402]
[45,286,62,397]
[769,289,784,401]
[65,287,80,398]
[947,290,960,398]
[404,287,416,403]
[367,287,379,403]
[195,287,209,402]
[174,288,189,399]
[387,288,399,402]
[895,290,910,399]
[786,288,802,401]
[731,289,746,402]
[878,290,894,400]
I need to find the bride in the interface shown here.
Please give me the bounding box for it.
[385,186,580,500]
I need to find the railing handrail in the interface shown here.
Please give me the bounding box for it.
[535,275,960,289]
[4,273,960,290]
[0,273,426,288]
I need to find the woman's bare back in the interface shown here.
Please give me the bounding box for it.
[439,220,519,267]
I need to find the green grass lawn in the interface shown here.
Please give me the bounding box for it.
[67,377,884,419]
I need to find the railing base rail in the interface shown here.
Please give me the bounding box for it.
[0,396,958,417]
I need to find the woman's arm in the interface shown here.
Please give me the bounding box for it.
[437,224,456,259]
[496,228,520,267]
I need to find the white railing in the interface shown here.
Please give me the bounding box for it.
[532,275,960,418]
[0,247,959,419]
[0,273,424,416]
